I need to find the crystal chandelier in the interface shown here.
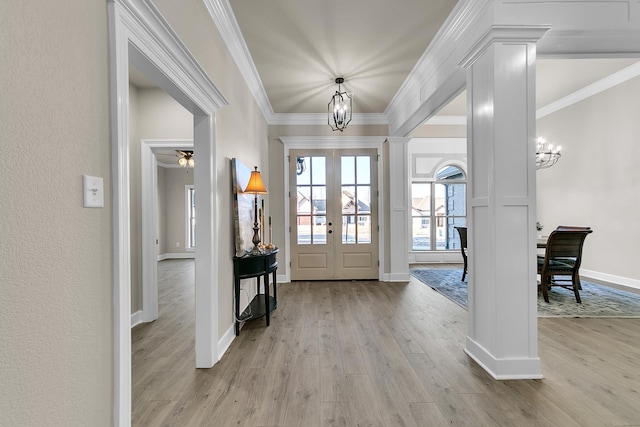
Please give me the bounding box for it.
[535,137,561,170]
[328,77,352,132]
[177,150,194,167]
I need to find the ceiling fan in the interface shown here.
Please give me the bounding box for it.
[176,150,194,167]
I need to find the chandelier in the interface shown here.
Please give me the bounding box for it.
[535,137,561,170]
[328,77,352,132]
[177,150,194,167]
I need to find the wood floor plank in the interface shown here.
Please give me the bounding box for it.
[132,260,640,426]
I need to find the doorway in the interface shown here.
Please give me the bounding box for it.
[289,148,379,280]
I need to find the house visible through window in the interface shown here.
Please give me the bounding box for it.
[186,185,195,250]
[411,165,466,251]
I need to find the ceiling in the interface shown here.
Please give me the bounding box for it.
[130,0,640,150]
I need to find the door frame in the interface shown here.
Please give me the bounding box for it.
[109,1,228,425]
[140,139,194,325]
[280,136,386,282]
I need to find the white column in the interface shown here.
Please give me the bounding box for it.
[194,113,218,368]
[460,27,548,379]
[387,137,411,281]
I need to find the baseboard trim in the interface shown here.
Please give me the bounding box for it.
[384,272,411,282]
[465,336,543,380]
[581,269,640,292]
[131,310,143,328]
[217,324,236,361]
[157,252,196,261]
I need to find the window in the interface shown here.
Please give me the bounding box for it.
[411,165,466,251]
[186,185,195,250]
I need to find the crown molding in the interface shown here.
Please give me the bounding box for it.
[270,113,388,126]
[537,59,640,119]
[424,115,467,125]
[279,136,387,149]
[203,0,274,120]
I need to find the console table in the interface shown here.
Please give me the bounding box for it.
[233,248,278,336]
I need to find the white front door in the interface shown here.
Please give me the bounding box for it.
[290,149,378,280]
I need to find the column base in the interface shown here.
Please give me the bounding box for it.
[465,336,543,380]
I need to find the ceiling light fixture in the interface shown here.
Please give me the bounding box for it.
[535,137,561,170]
[177,150,194,167]
[328,77,352,132]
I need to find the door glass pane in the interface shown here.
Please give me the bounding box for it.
[297,216,311,244]
[341,186,356,214]
[296,186,311,214]
[356,156,370,184]
[311,156,326,185]
[341,156,355,184]
[356,186,371,214]
[312,216,326,244]
[311,186,326,216]
[358,217,371,244]
[296,156,310,185]
[342,215,356,244]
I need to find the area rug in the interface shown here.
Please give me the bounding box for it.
[410,268,640,317]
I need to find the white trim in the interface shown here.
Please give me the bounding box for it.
[131,311,144,328]
[281,136,386,282]
[581,269,640,292]
[276,273,288,284]
[270,113,388,126]
[465,337,543,380]
[185,184,195,250]
[158,252,196,261]
[386,273,411,282]
[537,60,640,119]
[217,324,236,359]
[424,115,467,125]
[203,0,273,121]
[141,139,194,326]
[109,0,226,424]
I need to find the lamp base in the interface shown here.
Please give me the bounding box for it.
[249,223,263,255]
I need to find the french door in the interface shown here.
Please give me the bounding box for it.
[289,148,378,280]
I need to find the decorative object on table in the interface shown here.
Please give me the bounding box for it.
[328,77,352,132]
[535,136,561,170]
[231,158,257,256]
[267,215,275,250]
[177,150,194,167]
[409,268,640,317]
[244,166,268,255]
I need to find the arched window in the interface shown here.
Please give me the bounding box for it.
[411,165,466,251]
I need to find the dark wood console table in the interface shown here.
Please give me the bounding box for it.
[233,248,278,336]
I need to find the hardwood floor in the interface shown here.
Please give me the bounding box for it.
[132,259,640,426]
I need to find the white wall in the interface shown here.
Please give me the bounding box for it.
[537,74,640,288]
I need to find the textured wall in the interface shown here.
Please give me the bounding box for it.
[0,1,113,425]
[537,75,640,283]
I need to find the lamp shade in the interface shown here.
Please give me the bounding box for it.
[244,167,268,194]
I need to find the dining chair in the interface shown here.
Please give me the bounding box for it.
[454,226,468,281]
[537,228,592,303]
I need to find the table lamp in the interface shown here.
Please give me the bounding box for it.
[244,166,268,255]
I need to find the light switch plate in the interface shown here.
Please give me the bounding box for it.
[84,175,104,208]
